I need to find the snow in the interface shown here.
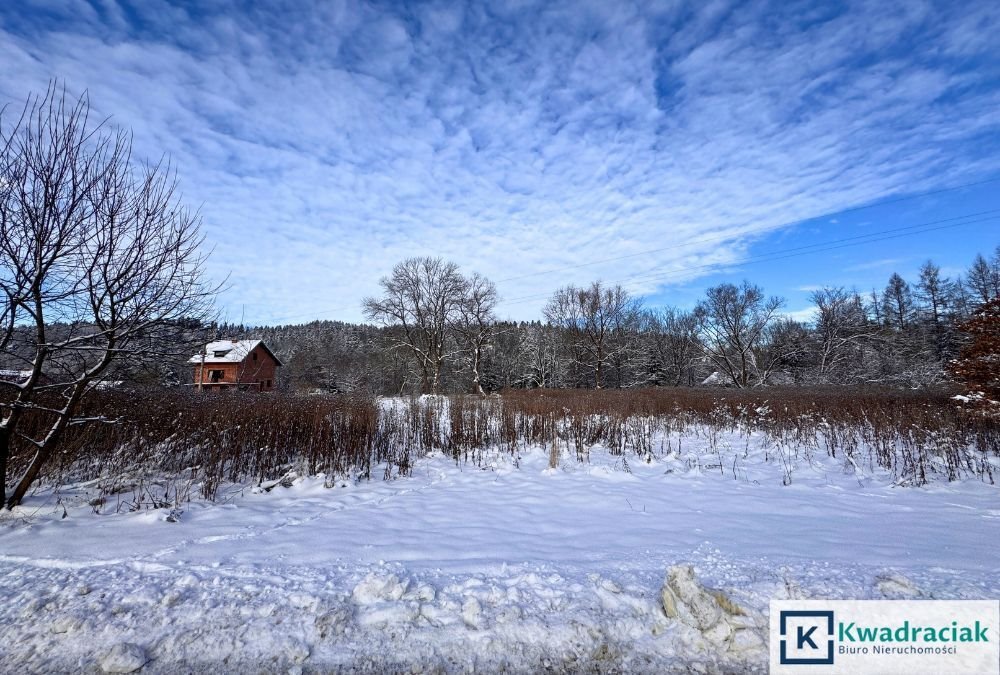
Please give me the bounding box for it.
[1,428,998,672]
[187,339,262,364]
[99,643,149,673]
[701,371,727,386]
[0,368,31,382]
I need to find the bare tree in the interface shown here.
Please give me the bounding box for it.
[916,262,947,327]
[916,261,957,359]
[516,322,562,388]
[454,272,498,395]
[692,281,784,387]
[881,273,914,330]
[756,318,811,384]
[543,281,639,389]
[810,287,876,380]
[0,84,217,508]
[966,253,1000,306]
[642,307,701,386]
[362,257,466,394]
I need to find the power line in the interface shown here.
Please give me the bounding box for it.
[494,175,1000,284]
[495,211,1000,309]
[264,210,998,323]
[498,213,999,307]
[255,178,1000,324]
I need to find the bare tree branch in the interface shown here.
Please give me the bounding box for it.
[0,82,218,508]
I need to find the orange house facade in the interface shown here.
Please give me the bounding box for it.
[189,339,282,392]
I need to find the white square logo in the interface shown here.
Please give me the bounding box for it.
[779,610,835,665]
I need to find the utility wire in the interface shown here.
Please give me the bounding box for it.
[494,175,1000,284]
[496,212,1000,309]
[258,177,1000,323]
[262,210,998,322]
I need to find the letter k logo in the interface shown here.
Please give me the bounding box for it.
[797,625,819,650]
[778,609,835,665]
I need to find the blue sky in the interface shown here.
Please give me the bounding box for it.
[1,0,999,325]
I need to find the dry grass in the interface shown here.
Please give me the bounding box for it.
[490,387,998,484]
[6,386,997,501]
[7,389,386,500]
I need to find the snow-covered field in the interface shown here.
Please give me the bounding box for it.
[1,428,998,673]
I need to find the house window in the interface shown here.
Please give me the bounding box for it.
[209,369,224,382]
[266,380,272,389]
[252,352,258,361]
[213,350,230,358]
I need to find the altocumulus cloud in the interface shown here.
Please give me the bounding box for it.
[0,0,998,322]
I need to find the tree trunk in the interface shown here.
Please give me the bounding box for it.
[6,369,96,508]
[471,345,486,396]
[7,445,49,509]
[419,364,431,395]
[0,426,9,506]
[6,405,72,510]
[431,361,442,395]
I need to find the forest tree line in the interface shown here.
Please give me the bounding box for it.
[207,247,1000,395]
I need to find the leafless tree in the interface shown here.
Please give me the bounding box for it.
[363,257,467,394]
[543,281,639,389]
[966,252,1000,306]
[692,281,784,387]
[0,84,217,508]
[756,318,811,383]
[881,273,914,330]
[516,322,562,388]
[915,261,959,359]
[454,272,499,395]
[641,308,701,386]
[916,262,947,327]
[809,287,877,380]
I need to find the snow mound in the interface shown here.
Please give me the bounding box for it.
[315,606,354,638]
[875,573,924,599]
[661,565,765,656]
[352,572,409,604]
[99,642,147,673]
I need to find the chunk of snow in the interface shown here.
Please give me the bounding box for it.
[99,643,147,673]
[352,573,408,604]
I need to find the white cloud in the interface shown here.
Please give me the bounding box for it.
[783,306,818,324]
[0,0,998,324]
[846,258,906,272]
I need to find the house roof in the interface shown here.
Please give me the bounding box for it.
[188,339,283,366]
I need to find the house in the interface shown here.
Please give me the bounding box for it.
[0,369,52,387]
[0,369,34,386]
[188,339,282,392]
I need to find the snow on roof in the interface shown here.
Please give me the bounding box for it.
[701,371,727,386]
[0,369,32,381]
[188,339,263,364]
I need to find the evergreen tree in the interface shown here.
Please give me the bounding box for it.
[949,298,1000,410]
